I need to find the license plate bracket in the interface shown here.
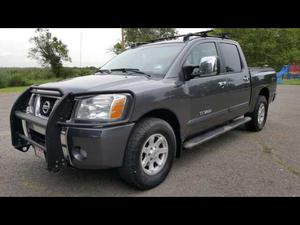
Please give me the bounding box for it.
[34,145,45,160]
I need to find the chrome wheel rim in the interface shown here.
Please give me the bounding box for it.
[140,133,169,176]
[257,103,265,125]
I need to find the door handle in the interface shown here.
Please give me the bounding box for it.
[218,81,227,88]
[243,76,250,81]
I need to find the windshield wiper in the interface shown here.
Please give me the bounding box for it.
[96,69,111,74]
[110,68,151,77]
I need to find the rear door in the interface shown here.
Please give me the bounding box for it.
[218,42,251,116]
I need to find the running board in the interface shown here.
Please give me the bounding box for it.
[183,117,251,149]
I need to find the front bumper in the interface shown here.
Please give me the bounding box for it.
[61,123,134,169]
[10,86,135,171]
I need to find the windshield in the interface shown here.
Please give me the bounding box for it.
[101,44,184,76]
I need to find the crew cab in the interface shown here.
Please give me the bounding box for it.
[10,32,277,189]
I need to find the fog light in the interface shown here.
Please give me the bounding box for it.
[72,147,87,161]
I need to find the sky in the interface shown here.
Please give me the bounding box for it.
[0,28,209,68]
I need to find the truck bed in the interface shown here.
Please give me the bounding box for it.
[249,67,276,75]
[248,67,277,111]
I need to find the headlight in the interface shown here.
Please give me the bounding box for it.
[75,94,128,121]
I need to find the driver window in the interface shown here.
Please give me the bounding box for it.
[184,42,218,76]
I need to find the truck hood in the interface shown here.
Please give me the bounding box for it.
[38,74,160,94]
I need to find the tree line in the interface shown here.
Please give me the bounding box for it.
[28,28,300,76]
[213,28,300,71]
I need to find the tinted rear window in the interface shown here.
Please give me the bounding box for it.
[220,43,242,73]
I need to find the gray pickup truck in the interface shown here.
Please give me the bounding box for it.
[10,32,277,189]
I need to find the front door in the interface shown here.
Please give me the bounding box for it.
[184,42,230,136]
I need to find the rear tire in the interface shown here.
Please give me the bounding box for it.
[118,117,176,190]
[245,95,268,131]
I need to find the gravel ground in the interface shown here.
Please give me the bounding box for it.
[0,85,299,196]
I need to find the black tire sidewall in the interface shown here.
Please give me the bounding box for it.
[254,96,268,130]
[124,118,176,189]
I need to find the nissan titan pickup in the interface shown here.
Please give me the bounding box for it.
[10,31,277,189]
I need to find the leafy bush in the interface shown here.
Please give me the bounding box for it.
[8,74,29,87]
[0,74,8,88]
[59,67,97,78]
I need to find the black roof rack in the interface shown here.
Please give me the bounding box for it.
[182,30,215,41]
[129,30,231,48]
[217,32,230,39]
[129,42,149,48]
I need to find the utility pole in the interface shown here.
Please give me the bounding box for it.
[121,28,125,49]
[80,29,82,68]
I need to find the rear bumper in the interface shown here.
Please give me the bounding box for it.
[10,86,135,171]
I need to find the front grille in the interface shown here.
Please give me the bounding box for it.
[29,129,46,146]
[26,88,75,122]
[39,96,57,117]
[27,93,60,119]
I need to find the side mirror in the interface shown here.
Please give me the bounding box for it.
[182,64,199,79]
[183,56,219,80]
[198,56,219,76]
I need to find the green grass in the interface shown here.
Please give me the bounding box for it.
[0,86,27,93]
[0,67,98,93]
[282,79,300,85]
[0,78,63,93]
[0,67,97,92]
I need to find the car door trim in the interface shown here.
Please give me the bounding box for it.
[228,102,249,112]
[187,108,228,126]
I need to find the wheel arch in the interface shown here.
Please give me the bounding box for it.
[259,87,270,103]
[136,108,182,158]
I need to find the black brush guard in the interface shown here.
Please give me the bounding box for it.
[10,86,74,172]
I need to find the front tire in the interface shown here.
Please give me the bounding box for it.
[245,95,268,131]
[118,117,176,190]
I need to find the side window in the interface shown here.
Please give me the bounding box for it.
[184,42,218,76]
[220,43,242,73]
